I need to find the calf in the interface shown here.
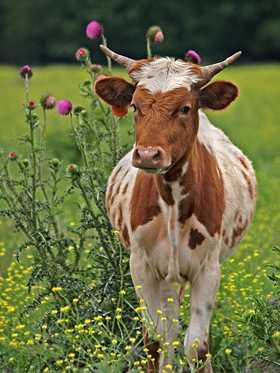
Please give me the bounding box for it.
[95,46,256,373]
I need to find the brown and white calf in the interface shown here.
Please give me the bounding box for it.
[95,46,256,373]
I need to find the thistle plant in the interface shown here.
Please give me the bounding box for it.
[86,20,112,71]
[146,25,164,58]
[0,47,143,372]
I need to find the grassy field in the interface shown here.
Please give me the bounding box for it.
[0,64,280,372]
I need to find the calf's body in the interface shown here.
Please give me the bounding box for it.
[106,111,256,371]
[96,48,256,372]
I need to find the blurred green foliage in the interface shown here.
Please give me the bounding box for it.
[0,0,280,65]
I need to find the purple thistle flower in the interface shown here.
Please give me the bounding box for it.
[184,50,202,64]
[86,20,102,39]
[56,99,72,116]
[20,65,33,79]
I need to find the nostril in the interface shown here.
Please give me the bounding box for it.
[152,150,161,163]
[134,149,141,161]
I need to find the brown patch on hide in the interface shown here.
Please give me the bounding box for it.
[121,224,130,247]
[238,155,249,170]
[113,183,121,200]
[106,166,122,207]
[122,183,128,195]
[117,206,123,228]
[130,171,161,231]
[179,195,195,225]
[241,170,254,199]
[231,218,248,248]
[155,177,174,205]
[163,153,189,183]
[178,141,225,236]
[189,228,205,250]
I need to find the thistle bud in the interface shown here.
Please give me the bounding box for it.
[49,158,60,169]
[75,48,90,62]
[146,26,164,43]
[40,94,56,110]
[89,64,102,73]
[184,50,202,65]
[20,65,33,79]
[67,164,79,175]
[154,30,164,43]
[28,100,36,110]
[8,152,17,161]
[73,106,86,116]
[22,158,30,168]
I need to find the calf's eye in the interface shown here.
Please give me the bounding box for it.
[179,105,190,114]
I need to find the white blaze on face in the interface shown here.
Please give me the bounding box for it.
[130,58,201,94]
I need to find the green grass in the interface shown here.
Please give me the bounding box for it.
[0,64,280,371]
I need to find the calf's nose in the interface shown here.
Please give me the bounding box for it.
[132,146,166,169]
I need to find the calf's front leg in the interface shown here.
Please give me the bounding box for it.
[130,252,180,373]
[184,257,220,373]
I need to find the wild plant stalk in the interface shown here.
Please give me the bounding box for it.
[0,58,140,371]
[146,37,152,58]
[101,34,112,71]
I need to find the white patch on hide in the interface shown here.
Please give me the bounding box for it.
[131,58,201,93]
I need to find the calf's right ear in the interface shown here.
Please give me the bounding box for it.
[199,80,239,110]
[94,75,135,107]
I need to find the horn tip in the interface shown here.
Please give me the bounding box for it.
[232,50,242,60]
[226,51,242,66]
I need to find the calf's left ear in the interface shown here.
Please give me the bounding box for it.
[95,75,135,107]
[199,81,239,110]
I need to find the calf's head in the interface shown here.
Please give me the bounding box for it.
[95,46,240,173]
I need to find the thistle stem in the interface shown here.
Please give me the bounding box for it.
[29,120,37,230]
[146,37,152,58]
[101,34,112,71]
[24,74,30,104]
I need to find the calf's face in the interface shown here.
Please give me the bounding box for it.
[95,59,238,173]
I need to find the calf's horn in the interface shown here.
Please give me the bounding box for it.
[198,51,242,86]
[100,45,135,70]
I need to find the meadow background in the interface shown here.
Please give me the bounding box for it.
[0,0,280,372]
